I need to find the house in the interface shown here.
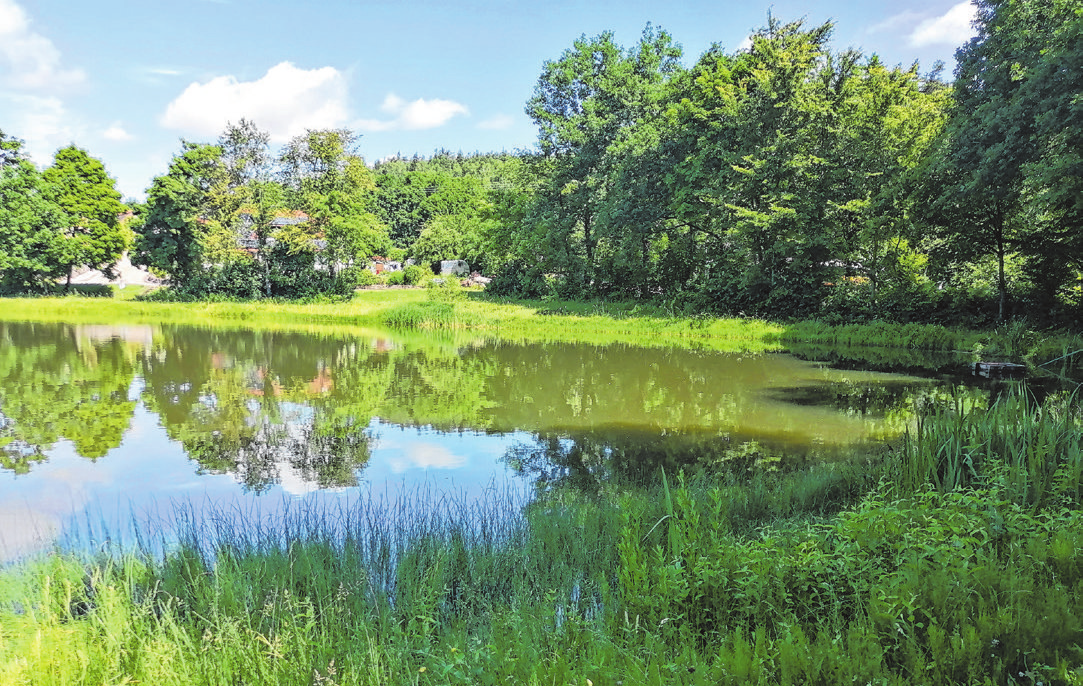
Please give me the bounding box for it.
[368,257,402,274]
[236,210,311,253]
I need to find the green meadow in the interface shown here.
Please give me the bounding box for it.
[2,287,1081,364]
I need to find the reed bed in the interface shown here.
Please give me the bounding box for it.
[3,398,1082,685]
[896,388,1083,508]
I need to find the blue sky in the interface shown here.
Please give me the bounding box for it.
[1,0,976,200]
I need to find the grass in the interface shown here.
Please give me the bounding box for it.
[2,390,1082,684]
[2,289,1082,682]
[3,289,1082,366]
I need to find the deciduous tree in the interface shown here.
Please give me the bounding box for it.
[43,145,128,289]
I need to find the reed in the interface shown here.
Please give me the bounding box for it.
[897,387,1083,508]
[2,441,1082,684]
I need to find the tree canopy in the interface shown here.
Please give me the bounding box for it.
[42,145,128,288]
[2,9,1080,324]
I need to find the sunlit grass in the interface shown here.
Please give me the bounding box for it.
[2,290,1081,365]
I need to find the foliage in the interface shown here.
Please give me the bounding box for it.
[280,129,391,275]
[134,141,229,285]
[896,388,1083,508]
[42,146,129,288]
[0,131,67,293]
[402,264,430,286]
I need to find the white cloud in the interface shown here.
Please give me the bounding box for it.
[160,61,350,141]
[388,441,466,473]
[1,92,80,163]
[0,0,85,91]
[866,10,923,35]
[102,124,133,142]
[477,113,514,130]
[356,93,469,132]
[737,35,753,52]
[910,2,977,47]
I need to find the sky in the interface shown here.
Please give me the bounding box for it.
[1,0,978,200]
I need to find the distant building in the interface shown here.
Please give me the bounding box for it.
[236,210,311,253]
[368,257,402,274]
[440,260,469,276]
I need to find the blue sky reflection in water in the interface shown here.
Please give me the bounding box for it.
[0,321,943,560]
[0,412,530,561]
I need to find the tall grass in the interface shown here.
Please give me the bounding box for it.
[4,418,1082,684]
[895,387,1083,508]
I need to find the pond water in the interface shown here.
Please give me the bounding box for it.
[0,321,982,560]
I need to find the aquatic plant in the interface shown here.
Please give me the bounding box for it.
[3,410,1082,685]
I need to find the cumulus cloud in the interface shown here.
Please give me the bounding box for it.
[160,61,349,141]
[0,0,84,90]
[102,124,133,142]
[477,113,514,130]
[736,35,754,52]
[910,2,977,47]
[356,93,469,132]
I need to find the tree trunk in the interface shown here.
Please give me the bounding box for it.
[65,265,73,293]
[995,209,1007,323]
[583,210,594,282]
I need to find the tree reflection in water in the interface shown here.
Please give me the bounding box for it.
[0,321,1015,494]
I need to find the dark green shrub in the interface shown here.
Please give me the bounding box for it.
[486,259,550,298]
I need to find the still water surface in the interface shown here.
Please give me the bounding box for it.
[0,321,958,560]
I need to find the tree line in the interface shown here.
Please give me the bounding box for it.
[491,2,1080,326]
[0,136,127,293]
[0,0,1078,324]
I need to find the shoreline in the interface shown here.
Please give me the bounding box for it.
[0,290,1077,365]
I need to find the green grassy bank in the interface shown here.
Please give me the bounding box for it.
[3,288,1082,365]
[1,393,1082,685]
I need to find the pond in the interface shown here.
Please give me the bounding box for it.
[0,320,988,561]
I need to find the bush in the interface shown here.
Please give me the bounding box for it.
[181,261,263,299]
[403,265,429,286]
[485,259,550,298]
[425,277,466,303]
[386,270,405,286]
[353,268,377,287]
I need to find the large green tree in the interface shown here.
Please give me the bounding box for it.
[525,26,683,292]
[134,142,228,285]
[0,131,66,292]
[279,129,390,272]
[942,0,1083,318]
[42,145,128,290]
[656,20,948,317]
